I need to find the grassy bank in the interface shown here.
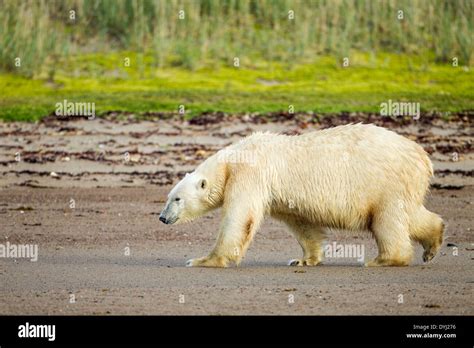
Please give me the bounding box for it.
[1,0,472,78]
[0,52,472,121]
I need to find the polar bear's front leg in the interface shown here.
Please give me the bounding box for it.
[286,222,325,266]
[186,214,262,267]
[186,191,264,268]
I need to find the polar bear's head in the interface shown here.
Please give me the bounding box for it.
[159,172,208,225]
[159,159,226,225]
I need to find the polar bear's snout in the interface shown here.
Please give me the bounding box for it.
[159,208,178,225]
[159,204,179,225]
[159,215,169,224]
[159,196,185,225]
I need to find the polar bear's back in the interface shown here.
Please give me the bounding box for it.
[239,124,432,179]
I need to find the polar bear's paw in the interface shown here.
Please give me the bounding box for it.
[186,256,228,268]
[365,257,410,267]
[288,258,321,267]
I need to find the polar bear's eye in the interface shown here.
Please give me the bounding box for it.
[175,198,181,202]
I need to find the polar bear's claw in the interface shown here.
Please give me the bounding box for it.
[288,259,303,266]
[288,258,322,266]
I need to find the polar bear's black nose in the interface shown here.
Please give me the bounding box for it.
[159,216,168,224]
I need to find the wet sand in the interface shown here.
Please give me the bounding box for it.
[0,112,472,314]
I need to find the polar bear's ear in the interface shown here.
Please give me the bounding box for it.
[198,178,207,190]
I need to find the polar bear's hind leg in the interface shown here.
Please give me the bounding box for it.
[366,204,413,267]
[409,206,444,263]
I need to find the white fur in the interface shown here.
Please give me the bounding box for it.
[160,124,444,267]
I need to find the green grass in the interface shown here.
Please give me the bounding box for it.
[1,0,472,77]
[0,52,472,121]
[1,1,472,121]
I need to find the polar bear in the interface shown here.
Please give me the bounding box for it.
[159,123,444,267]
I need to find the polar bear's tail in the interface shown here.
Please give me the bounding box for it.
[413,140,434,179]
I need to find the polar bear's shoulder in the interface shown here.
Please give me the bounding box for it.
[233,131,284,148]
